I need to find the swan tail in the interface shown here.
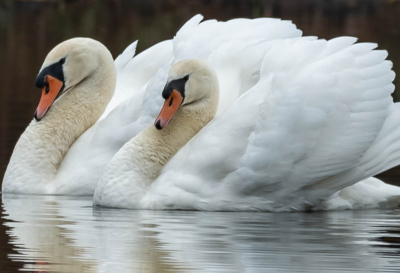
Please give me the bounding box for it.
[302,102,400,209]
[318,177,400,210]
[314,103,400,210]
[359,102,400,178]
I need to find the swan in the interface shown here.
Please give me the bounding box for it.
[2,15,301,195]
[94,37,400,211]
[2,38,117,194]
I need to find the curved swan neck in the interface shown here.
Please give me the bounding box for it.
[94,86,219,208]
[141,93,218,177]
[3,60,116,193]
[158,97,217,157]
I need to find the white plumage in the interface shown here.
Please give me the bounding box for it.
[3,15,400,211]
[151,37,399,211]
[93,17,400,211]
[51,15,303,194]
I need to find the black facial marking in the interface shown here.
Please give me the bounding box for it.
[35,60,65,89]
[169,96,173,107]
[162,75,189,102]
[34,59,66,121]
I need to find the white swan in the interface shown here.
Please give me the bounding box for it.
[2,38,117,194]
[94,37,400,211]
[2,15,301,195]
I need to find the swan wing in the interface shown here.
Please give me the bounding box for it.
[142,15,303,120]
[55,15,302,194]
[152,37,396,211]
[101,40,173,119]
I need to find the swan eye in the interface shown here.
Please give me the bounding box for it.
[59,58,65,65]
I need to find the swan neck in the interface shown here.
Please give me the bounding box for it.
[3,64,116,193]
[144,98,217,180]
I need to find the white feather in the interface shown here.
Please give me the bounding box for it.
[143,38,400,211]
[56,15,302,194]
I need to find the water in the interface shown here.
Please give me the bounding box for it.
[0,194,399,272]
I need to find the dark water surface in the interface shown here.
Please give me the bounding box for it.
[1,194,400,272]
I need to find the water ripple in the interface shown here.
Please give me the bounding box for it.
[0,194,400,272]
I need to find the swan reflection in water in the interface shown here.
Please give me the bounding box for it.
[1,195,400,272]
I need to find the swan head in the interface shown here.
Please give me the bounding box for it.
[34,38,114,121]
[155,59,218,130]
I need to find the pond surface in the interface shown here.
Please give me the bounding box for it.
[0,194,400,273]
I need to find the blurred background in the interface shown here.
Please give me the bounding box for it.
[1,0,400,187]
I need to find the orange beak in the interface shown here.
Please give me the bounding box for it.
[34,75,64,121]
[154,89,184,130]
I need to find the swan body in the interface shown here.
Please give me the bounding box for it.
[2,15,301,195]
[94,37,400,211]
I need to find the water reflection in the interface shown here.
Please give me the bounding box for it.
[1,195,400,272]
[1,195,96,272]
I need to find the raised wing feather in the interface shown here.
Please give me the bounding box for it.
[152,37,395,211]
[173,15,301,62]
[53,15,302,194]
[101,40,173,119]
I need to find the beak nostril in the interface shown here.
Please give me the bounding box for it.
[45,83,50,94]
[155,89,183,130]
